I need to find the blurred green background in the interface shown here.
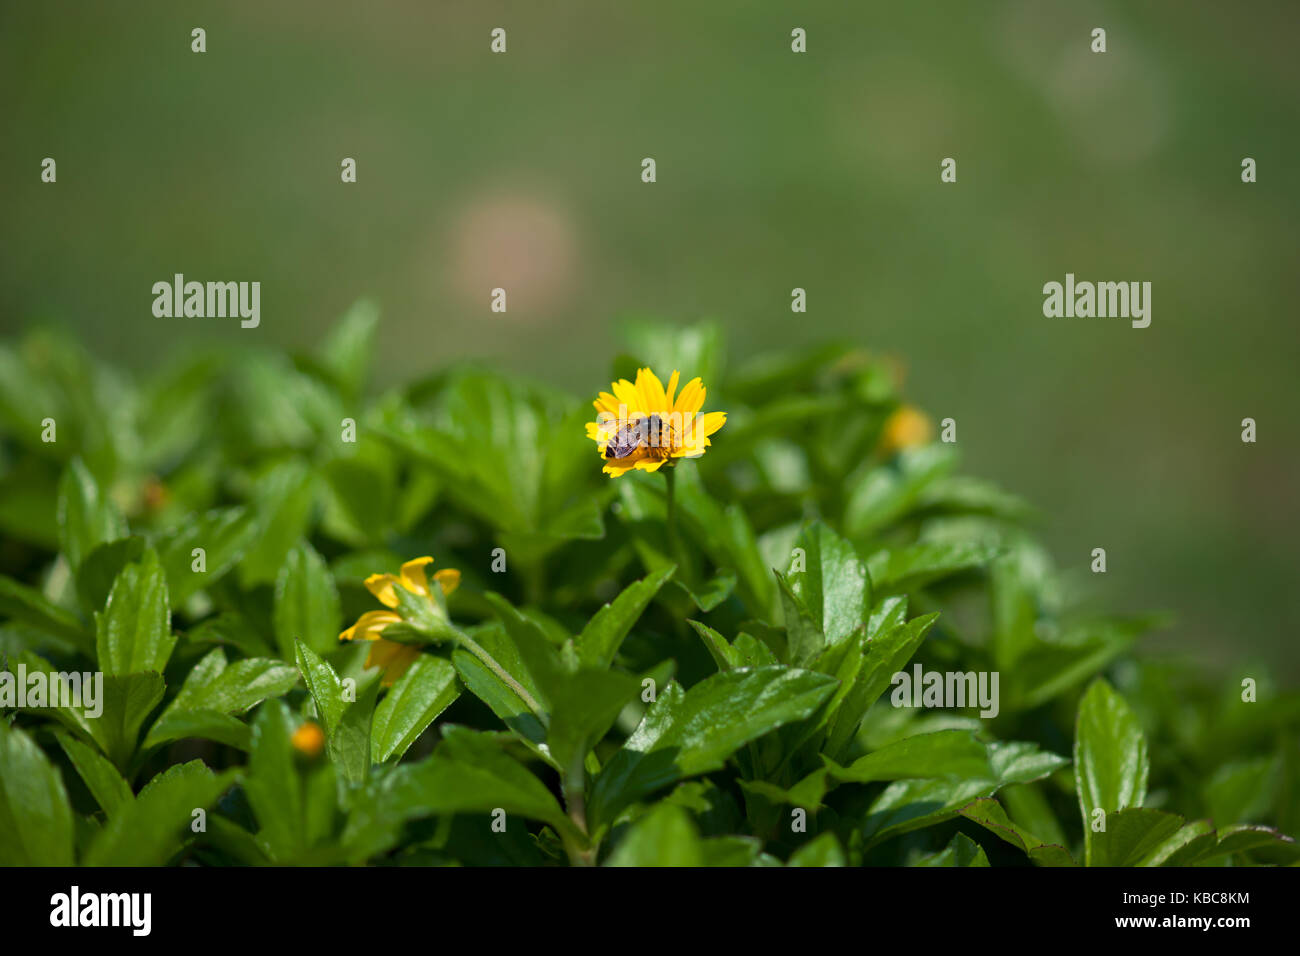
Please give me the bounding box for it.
[2,1,1297,680]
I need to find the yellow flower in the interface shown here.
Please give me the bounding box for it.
[879,405,933,455]
[586,367,727,477]
[339,556,461,686]
[290,720,325,758]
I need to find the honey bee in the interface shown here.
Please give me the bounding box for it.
[603,413,673,460]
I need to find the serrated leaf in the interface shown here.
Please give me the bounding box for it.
[824,612,939,760]
[958,797,1076,866]
[87,672,166,770]
[371,655,460,763]
[94,546,173,676]
[589,666,838,829]
[787,521,869,649]
[57,458,127,571]
[347,726,578,846]
[917,832,990,867]
[158,507,258,606]
[295,641,380,783]
[244,700,337,863]
[54,730,133,819]
[1075,678,1149,866]
[0,722,74,865]
[867,540,1000,595]
[0,574,89,652]
[240,460,316,586]
[273,541,342,658]
[83,761,235,865]
[577,566,675,669]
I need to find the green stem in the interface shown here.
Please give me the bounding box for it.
[561,751,596,866]
[665,465,679,559]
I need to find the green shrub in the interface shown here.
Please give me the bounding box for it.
[0,307,1296,866]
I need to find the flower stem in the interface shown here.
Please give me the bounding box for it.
[665,465,679,559]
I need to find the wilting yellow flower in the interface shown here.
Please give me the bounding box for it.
[339,556,461,685]
[586,367,727,477]
[879,404,933,454]
[290,720,325,758]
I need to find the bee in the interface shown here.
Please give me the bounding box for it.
[603,413,672,460]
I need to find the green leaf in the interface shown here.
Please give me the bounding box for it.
[917,832,990,867]
[75,536,145,614]
[451,623,548,749]
[577,565,675,669]
[867,540,1000,595]
[1204,757,1275,826]
[57,458,127,570]
[844,444,956,538]
[824,612,938,760]
[158,507,258,606]
[371,655,460,763]
[958,797,1076,866]
[834,729,992,785]
[0,721,74,865]
[589,666,839,828]
[162,649,300,716]
[487,592,640,774]
[1075,678,1149,866]
[606,802,704,866]
[316,298,379,399]
[0,574,89,652]
[244,700,337,863]
[273,541,342,658]
[94,546,174,676]
[240,460,316,587]
[87,672,166,769]
[1089,807,1185,867]
[84,761,236,865]
[787,521,870,649]
[54,730,133,819]
[689,619,740,672]
[748,729,995,811]
[775,571,823,666]
[143,709,252,752]
[295,641,379,783]
[545,668,643,779]
[861,741,1068,847]
[786,832,846,867]
[347,726,578,845]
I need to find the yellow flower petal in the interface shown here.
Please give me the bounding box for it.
[674,378,705,415]
[433,568,460,595]
[611,378,643,417]
[664,370,680,409]
[339,609,402,643]
[695,411,726,438]
[400,556,434,596]
[637,367,668,412]
[364,573,401,608]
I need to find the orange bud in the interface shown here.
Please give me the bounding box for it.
[290,721,326,758]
